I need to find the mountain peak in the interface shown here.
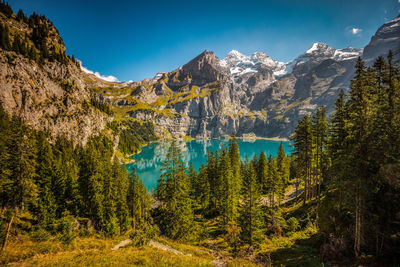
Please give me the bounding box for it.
[182,50,226,85]
[363,13,400,63]
[227,50,246,58]
[306,42,330,54]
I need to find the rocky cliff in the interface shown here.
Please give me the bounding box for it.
[99,46,362,139]
[0,11,113,145]
[99,14,399,140]
[1,7,399,144]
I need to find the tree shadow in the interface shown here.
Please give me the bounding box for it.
[270,234,323,267]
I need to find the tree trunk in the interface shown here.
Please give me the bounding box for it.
[2,215,14,251]
[354,191,362,257]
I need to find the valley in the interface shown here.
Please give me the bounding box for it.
[0,1,399,266]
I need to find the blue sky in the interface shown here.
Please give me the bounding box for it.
[8,0,400,82]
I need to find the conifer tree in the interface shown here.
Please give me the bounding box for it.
[328,90,348,208]
[239,161,264,247]
[187,161,197,199]
[312,106,328,198]
[35,132,57,226]
[128,168,152,230]
[345,57,373,257]
[6,115,38,213]
[292,115,313,204]
[256,151,268,194]
[156,141,194,240]
[195,164,210,211]
[219,149,237,225]
[276,142,289,199]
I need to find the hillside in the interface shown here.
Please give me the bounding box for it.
[90,15,400,140]
[0,6,399,146]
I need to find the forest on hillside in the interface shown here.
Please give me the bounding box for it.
[0,1,400,265]
[0,53,399,265]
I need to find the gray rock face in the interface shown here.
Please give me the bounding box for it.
[182,50,228,86]
[2,13,398,143]
[117,42,361,139]
[0,50,112,145]
[363,14,400,64]
[120,14,399,139]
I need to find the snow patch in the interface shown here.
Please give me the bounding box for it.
[79,60,119,82]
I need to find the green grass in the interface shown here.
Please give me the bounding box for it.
[0,235,259,267]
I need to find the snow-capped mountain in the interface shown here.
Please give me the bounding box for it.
[100,13,398,139]
[363,14,400,63]
[219,43,362,81]
[220,50,286,77]
[283,43,362,77]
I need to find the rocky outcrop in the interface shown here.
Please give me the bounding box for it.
[363,14,400,64]
[2,9,398,143]
[0,50,112,145]
[182,50,228,86]
[0,13,113,145]
[107,14,399,139]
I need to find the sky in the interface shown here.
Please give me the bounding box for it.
[8,0,400,82]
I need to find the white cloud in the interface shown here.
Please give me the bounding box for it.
[351,28,362,35]
[78,60,119,82]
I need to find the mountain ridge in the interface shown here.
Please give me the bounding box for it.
[0,8,399,146]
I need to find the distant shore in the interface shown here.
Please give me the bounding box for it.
[240,136,290,142]
[122,135,290,162]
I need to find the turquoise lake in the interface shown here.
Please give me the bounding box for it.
[126,139,292,191]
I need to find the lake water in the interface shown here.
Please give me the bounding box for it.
[126,139,292,191]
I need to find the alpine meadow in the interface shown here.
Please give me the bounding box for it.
[0,0,400,266]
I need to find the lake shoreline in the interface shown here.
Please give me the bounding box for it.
[126,138,293,190]
[125,136,290,162]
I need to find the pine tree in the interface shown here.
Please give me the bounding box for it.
[16,9,25,22]
[328,89,348,209]
[156,141,194,240]
[219,149,236,225]
[346,57,372,257]
[206,151,219,212]
[0,23,11,50]
[195,164,210,212]
[35,132,57,226]
[239,161,264,247]
[6,115,38,213]
[187,161,197,199]
[312,106,328,198]
[292,115,313,204]
[276,142,289,200]
[127,168,152,230]
[256,151,268,194]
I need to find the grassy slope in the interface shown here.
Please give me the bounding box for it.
[1,236,257,266]
[1,185,323,266]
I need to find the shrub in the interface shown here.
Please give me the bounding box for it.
[129,224,158,247]
[57,214,78,245]
[286,217,299,232]
[29,228,51,242]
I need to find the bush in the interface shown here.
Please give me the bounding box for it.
[29,228,51,242]
[129,224,158,247]
[57,214,78,245]
[286,217,299,232]
[60,231,75,245]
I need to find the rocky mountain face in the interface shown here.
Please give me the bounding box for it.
[363,14,400,64]
[1,9,399,144]
[102,14,398,140]
[0,52,112,145]
[106,43,363,139]
[0,12,113,145]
